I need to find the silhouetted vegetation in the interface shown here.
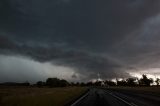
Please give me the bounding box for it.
[77,74,158,87]
[46,78,69,87]
[36,81,45,87]
[139,74,153,86]
[105,80,116,86]
[126,78,137,86]
[0,74,159,88]
[0,82,30,86]
[117,79,127,86]
[155,78,160,86]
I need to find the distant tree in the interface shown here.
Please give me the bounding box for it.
[1,82,30,86]
[105,80,116,86]
[59,79,69,87]
[36,81,45,87]
[70,82,75,86]
[155,78,160,86]
[22,81,30,86]
[126,78,136,86]
[86,82,93,86]
[80,82,86,86]
[94,81,102,86]
[46,78,60,87]
[149,78,153,85]
[46,78,69,87]
[139,74,153,86]
[117,80,127,86]
[76,82,80,86]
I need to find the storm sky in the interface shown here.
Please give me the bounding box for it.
[1,0,160,82]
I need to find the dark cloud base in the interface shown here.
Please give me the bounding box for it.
[1,0,160,81]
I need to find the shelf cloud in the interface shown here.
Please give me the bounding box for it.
[1,0,160,82]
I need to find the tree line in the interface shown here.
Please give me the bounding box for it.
[0,74,159,87]
[87,74,160,87]
[35,74,160,87]
[36,78,69,87]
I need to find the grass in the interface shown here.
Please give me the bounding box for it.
[0,86,87,106]
[107,86,160,96]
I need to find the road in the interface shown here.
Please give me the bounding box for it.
[71,88,160,106]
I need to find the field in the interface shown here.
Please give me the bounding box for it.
[107,86,160,95]
[0,87,87,106]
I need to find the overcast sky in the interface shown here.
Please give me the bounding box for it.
[1,0,160,82]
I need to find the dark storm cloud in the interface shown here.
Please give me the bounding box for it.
[0,35,128,79]
[1,0,159,47]
[0,0,96,46]
[96,0,160,49]
[1,0,160,81]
